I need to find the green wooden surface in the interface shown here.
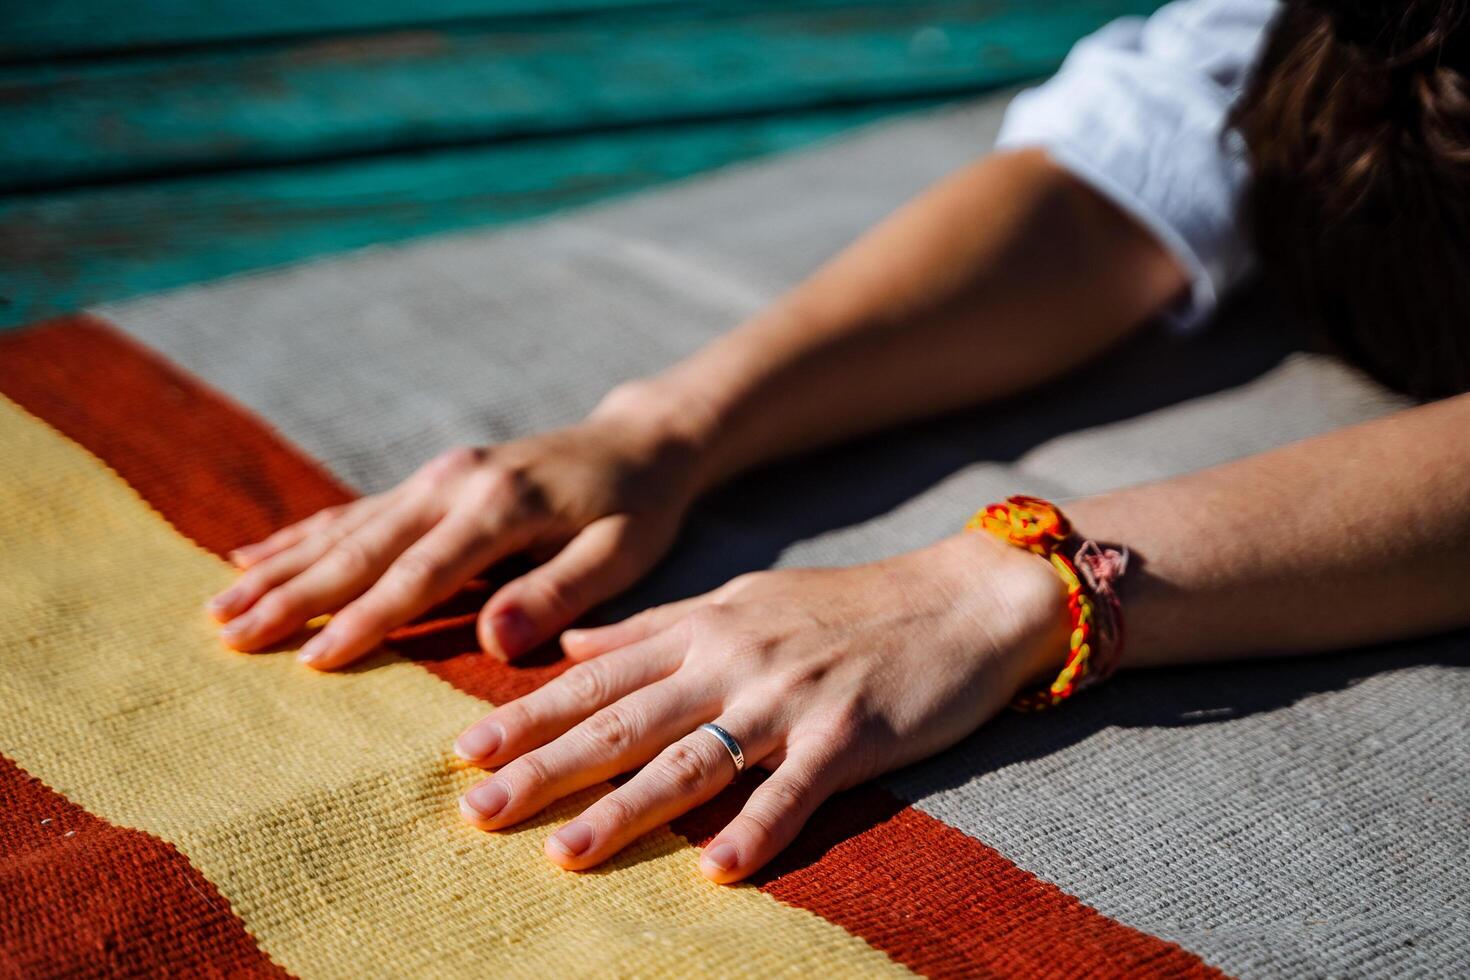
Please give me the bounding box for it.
[0,1,1165,330]
[0,104,917,327]
[0,0,674,60]
[0,2,1159,192]
[0,0,1144,61]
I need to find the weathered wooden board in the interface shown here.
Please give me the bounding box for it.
[3,1,1166,329]
[0,0,673,60]
[0,102,917,328]
[0,1,1161,192]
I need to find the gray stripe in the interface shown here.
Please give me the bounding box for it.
[884,640,1470,977]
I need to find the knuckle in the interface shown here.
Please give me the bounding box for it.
[318,503,348,522]
[504,752,551,793]
[737,782,809,851]
[510,473,550,520]
[658,742,711,795]
[534,573,582,617]
[461,468,514,512]
[324,536,374,577]
[629,606,661,627]
[429,446,485,477]
[733,812,780,856]
[581,705,636,753]
[287,506,327,530]
[718,572,764,599]
[254,590,301,623]
[817,699,871,744]
[598,538,643,581]
[770,663,824,696]
[561,663,608,709]
[592,792,639,830]
[757,777,809,817]
[686,604,731,638]
[702,631,767,673]
[386,550,443,593]
[626,605,671,636]
[315,527,353,552]
[299,509,335,534]
[797,712,874,782]
[234,567,276,597]
[412,447,485,496]
[794,720,864,765]
[263,526,296,545]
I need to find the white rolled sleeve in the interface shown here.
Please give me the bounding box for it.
[996,0,1279,330]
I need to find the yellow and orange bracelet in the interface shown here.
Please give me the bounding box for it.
[967,495,1128,711]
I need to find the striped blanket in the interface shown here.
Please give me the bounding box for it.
[3,98,1467,977]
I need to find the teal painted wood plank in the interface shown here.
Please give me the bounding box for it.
[0,102,923,329]
[2,0,1150,61]
[0,1,1163,192]
[0,0,677,61]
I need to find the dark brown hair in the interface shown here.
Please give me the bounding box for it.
[1231,0,1470,398]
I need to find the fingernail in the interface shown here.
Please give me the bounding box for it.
[561,628,586,647]
[218,613,255,640]
[226,549,250,568]
[454,721,503,761]
[701,841,738,873]
[297,632,334,666]
[491,609,536,660]
[207,587,242,616]
[461,781,509,822]
[548,821,593,858]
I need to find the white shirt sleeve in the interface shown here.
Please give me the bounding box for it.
[996,0,1279,330]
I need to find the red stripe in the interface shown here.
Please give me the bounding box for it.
[0,314,350,555]
[0,315,566,707]
[0,756,289,978]
[0,315,1223,978]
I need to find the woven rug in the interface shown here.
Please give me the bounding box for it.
[3,95,1467,978]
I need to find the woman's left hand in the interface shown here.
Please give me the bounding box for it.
[452,530,1066,882]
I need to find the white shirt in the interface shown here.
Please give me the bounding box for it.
[995,0,1279,330]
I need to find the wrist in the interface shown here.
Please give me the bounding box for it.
[587,377,724,494]
[928,530,1073,695]
[591,374,721,447]
[594,298,830,493]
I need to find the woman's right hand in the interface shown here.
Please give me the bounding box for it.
[205,385,707,671]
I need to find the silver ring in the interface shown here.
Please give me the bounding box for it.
[697,722,745,774]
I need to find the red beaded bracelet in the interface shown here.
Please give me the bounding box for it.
[966,495,1128,710]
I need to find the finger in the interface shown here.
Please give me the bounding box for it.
[698,746,842,884]
[208,496,389,623]
[544,712,775,871]
[227,501,354,570]
[453,630,686,765]
[228,523,316,571]
[299,505,534,670]
[479,515,663,662]
[560,593,710,662]
[218,501,437,653]
[458,674,716,832]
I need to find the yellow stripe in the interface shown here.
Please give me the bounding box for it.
[0,399,906,978]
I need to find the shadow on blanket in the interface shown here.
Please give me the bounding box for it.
[926,628,1470,781]
[627,283,1305,609]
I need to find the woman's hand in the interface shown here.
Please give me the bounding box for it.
[452,531,1067,883]
[207,385,707,670]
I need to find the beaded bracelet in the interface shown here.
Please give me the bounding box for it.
[966,495,1129,711]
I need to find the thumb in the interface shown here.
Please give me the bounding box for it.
[477,514,667,661]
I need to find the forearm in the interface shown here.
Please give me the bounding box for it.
[597,148,1186,492]
[1066,392,1470,667]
